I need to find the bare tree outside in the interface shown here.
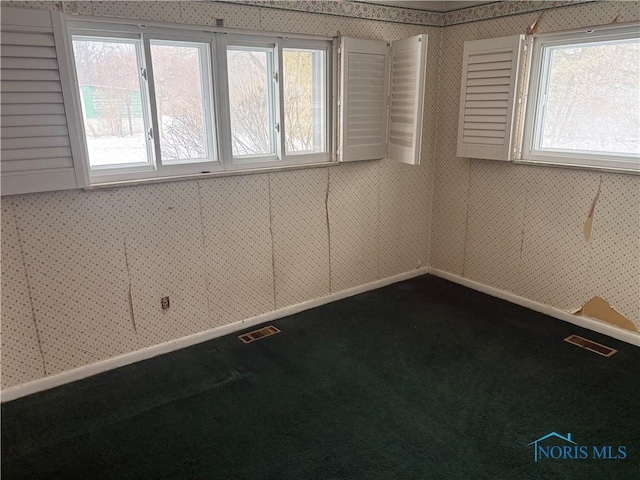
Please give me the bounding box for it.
[72,38,147,166]
[541,40,640,155]
[226,46,326,158]
[150,42,208,161]
[73,38,327,166]
[227,48,273,156]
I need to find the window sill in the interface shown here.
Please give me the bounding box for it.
[514,159,640,176]
[84,160,338,191]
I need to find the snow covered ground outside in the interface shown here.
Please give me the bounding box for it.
[87,135,148,167]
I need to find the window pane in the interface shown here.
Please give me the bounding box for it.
[72,37,149,168]
[539,39,640,156]
[283,49,326,154]
[150,41,210,163]
[226,47,275,157]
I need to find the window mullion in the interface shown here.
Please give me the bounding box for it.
[275,43,286,161]
[214,34,234,170]
[200,41,217,163]
[141,34,162,169]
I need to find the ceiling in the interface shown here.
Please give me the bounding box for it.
[367,1,495,12]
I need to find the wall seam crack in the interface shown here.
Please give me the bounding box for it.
[197,181,214,321]
[460,160,473,277]
[267,173,277,310]
[122,236,137,333]
[376,160,381,278]
[325,168,333,293]
[11,200,48,377]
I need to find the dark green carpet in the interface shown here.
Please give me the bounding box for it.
[2,275,639,479]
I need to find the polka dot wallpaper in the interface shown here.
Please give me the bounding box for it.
[1,1,638,390]
[432,1,640,331]
[0,0,438,389]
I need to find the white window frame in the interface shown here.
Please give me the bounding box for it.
[521,24,640,173]
[62,18,333,186]
[66,21,222,184]
[145,36,217,167]
[216,34,332,171]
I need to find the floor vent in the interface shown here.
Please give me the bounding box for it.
[239,325,280,344]
[564,334,617,357]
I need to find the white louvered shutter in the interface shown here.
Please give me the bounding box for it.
[339,37,389,162]
[387,34,428,165]
[456,35,524,161]
[1,8,78,195]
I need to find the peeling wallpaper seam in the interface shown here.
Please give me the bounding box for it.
[123,237,137,333]
[267,173,277,309]
[11,200,47,377]
[196,180,215,320]
[460,160,473,278]
[325,168,333,294]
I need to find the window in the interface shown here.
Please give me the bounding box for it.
[149,40,214,164]
[217,36,331,169]
[283,48,327,155]
[522,25,640,172]
[64,21,332,185]
[225,45,277,159]
[72,36,152,169]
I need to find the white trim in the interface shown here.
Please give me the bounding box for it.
[51,11,88,188]
[428,268,640,347]
[0,267,430,403]
[65,14,334,42]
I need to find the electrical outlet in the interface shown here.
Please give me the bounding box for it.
[161,296,170,310]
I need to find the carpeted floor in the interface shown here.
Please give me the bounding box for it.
[2,275,639,479]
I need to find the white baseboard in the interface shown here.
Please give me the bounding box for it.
[0,267,430,403]
[428,268,640,347]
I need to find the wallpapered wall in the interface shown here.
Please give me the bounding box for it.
[0,1,439,389]
[1,0,638,391]
[432,1,640,330]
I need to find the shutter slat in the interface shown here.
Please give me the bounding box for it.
[464,107,508,116]
[2,103,66,115]
[457,35,525,161]
[464,115,508,123]
[463,136,504,145]
[0,68,60,80]
[1,45,57,58]
[467,69,512,79]
[464,122,506,131]
[465,100,509,108]
[1,157,73,172]
[468,52,512,64]
[467,60,512,72]
[2,125,69,138]
[1,80,62,92]
[463,129,506,138]
[1,146,72,161]
[466,84,510,94]
[1,114,67,127]
[467,77,511,86]
[0,57,58,69]
[466,92,509,101]
[2,136,70,150]
[1,92,64,104]
[1,31,56,46]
